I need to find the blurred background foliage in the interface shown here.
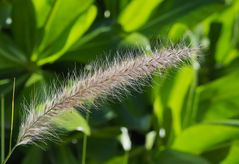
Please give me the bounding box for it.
[0,0,239,163]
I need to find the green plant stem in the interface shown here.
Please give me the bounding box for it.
[1,95,5,164]
[123,151,129,164]
[2,145,17,164]
[9,78,15,153]
[81,113,89,164]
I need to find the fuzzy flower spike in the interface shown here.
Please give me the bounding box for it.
[17,46,197,146]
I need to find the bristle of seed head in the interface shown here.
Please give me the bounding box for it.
[17,46,198,146]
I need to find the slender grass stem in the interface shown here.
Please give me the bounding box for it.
[1,95,5,163]
[81,113,89,164]
[2,145,17,164]
[9,78,15,153]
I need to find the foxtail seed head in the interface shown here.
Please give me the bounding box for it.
[17,46,198,146]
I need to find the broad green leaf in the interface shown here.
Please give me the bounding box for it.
[12,0,36,56]
[140,0,225,35]
[154,150,209,164]
[196,70,239,122]
[60,26,121,63]
[173,124,239,154]
[119,32,151,50]
[201,144,230,163]
[168,23,188,42]
[32,0,55,29]
[153,66,194,137]
[37,5,97,65]
[105,155,126,164]
[221,141,239,164]
[55,146,78,164]
[0,33,27,69]
[214,1,239,64]
[22,147,43,164]
[118,0,163,32]
[167,65,194,136]
[53,109,90,135]
[35,0,94,61]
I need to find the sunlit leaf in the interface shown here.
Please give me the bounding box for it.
[53,110,90,135]
[37,5,97,65]
[173,124,239,154]
[118,0,163,32]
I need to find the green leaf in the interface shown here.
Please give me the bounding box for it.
[119,32,151,50]
[35,0,94,61]
[22,147,43,164]
[105,155,126,164]
[53,110,90,135]
[60,26,121,63]
[140,0,225,35]
[12,0,36,56]
[55,146,78,164]
[0,33,27,69]
[214,1,239,64]
[221,141,239,164]
[87,137,118,161]
[118,0,163,32]
[154,150,210,164]
[172,124,239,154]
[201,144,230,163]
[37,5,97,65]
[196,70,239,122]
[168,23,188,42]
[153,66,194,138]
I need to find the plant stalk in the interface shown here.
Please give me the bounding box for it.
[2,145,17,164]
[1,95,5,163]
[81,113,89,164]
[9,78,15,153]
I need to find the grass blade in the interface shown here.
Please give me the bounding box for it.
[9,78,15,153]
[81,113,89,164]
[1,95,5,163]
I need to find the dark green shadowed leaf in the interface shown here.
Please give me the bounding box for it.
[140,0,225,35]
[60,26,122,63]
[12,0,36,56]
[221,141,239,164]
[154,150,210,164]
[22,147,43,164]
[196,70,239,122]
[0,33,27,69]
[56,146,78,164]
